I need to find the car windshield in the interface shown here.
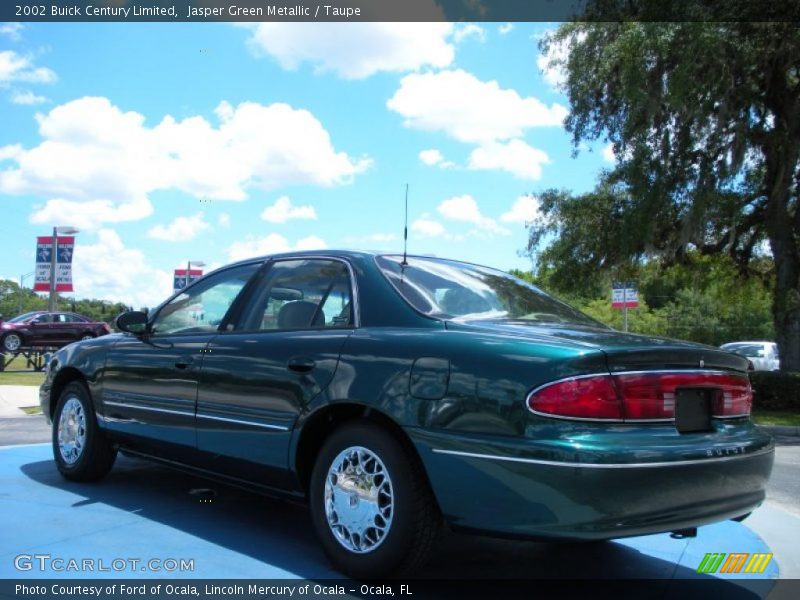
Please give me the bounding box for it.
[376,255,603,327]
[6,311,42,323]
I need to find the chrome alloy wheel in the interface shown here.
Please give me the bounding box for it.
[58,397,86,464]
[324,446,394,554]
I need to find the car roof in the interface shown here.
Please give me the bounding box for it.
[222,249,488,271]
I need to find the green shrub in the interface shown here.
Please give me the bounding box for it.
[749,372,800,411]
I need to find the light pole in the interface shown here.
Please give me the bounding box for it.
[49,226,79,312]
[18,271,34,315]
[186,260,205,289]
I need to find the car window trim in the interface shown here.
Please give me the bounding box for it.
[231,255,360,333]
[147,260,265,338]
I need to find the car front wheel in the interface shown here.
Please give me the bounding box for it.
[53,381,117,481]
[309,421,441,578]
[2,333,23,353]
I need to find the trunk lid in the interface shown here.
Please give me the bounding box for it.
[445,320,747,373]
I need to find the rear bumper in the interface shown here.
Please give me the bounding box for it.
[408,426,774,540]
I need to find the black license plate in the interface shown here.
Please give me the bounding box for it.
[675,388,712,433]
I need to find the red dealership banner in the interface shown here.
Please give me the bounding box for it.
[34,236,75,292]
[611,281,638,309]
[174,269,203,292]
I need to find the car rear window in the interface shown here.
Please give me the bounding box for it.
[376,255,602,327]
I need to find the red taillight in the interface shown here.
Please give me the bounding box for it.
[528,371,752,421]
[527,375,622,420]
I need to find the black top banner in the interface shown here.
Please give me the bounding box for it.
[3,0,800,23]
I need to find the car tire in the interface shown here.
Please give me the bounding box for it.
[80,333,95,341]
[309,421,441,578]
[53,381,117,481]
[2,332,23,353]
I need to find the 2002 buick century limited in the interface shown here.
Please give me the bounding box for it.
[41,250,774,577]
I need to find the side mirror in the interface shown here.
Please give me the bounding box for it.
[116,311,149,335]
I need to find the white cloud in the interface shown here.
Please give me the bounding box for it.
[0,144,23,161]
[437,194,510,235]
[295,235,327,251]
[602,143,616,163]
[453,24,485,44]
[147,212,211,242]
[537,30,585,90]
[418,148,456,169]
[227,233,327,262]
[0,23,24,41]
[0,50,56,85]
[418,149,444,166]
[498,24,514,35]
[260,196,318,223]
[242,23,454,80]
[73,229,173,308]
[388,69,567,144]
[218,212,231,228]
[468,139,550,180]
[500,195,541,224]
[1,96,369,228]
[411,215,448,238]
[29,197,154,230]
[10,90,46,105]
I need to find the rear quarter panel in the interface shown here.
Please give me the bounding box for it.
[330,327,608,436]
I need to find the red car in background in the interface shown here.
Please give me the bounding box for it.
[0,311,111,353]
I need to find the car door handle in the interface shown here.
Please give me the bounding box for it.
[287,356,316,373]
[175,357,194,370]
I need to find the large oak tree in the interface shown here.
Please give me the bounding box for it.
[537,13,800,371]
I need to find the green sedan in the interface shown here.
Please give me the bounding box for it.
[40,250,774,578]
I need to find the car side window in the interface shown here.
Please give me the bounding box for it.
[151,263,259,336]
[239,259,353,331]
[33,314,53,323]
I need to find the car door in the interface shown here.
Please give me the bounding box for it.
[101,262,261,460]
[195,257,356,489]
[28,313,55,345]
[50,313,76,344]
[63,314,88,342]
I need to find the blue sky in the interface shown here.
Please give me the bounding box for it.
[0,21,613,307]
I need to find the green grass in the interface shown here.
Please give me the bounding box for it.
[752,410,800,427]
[0,371,45,386]
[0,354,46,386]
[0,356,46,387]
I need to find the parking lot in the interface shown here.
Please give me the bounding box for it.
[1,385,799,597]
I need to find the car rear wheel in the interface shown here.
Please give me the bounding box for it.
[2,333,23,353]
[309,421,441,578]
[80,333,95,341]
[53,381,117,481]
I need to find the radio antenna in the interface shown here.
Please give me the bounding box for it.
[401,183,409,266]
